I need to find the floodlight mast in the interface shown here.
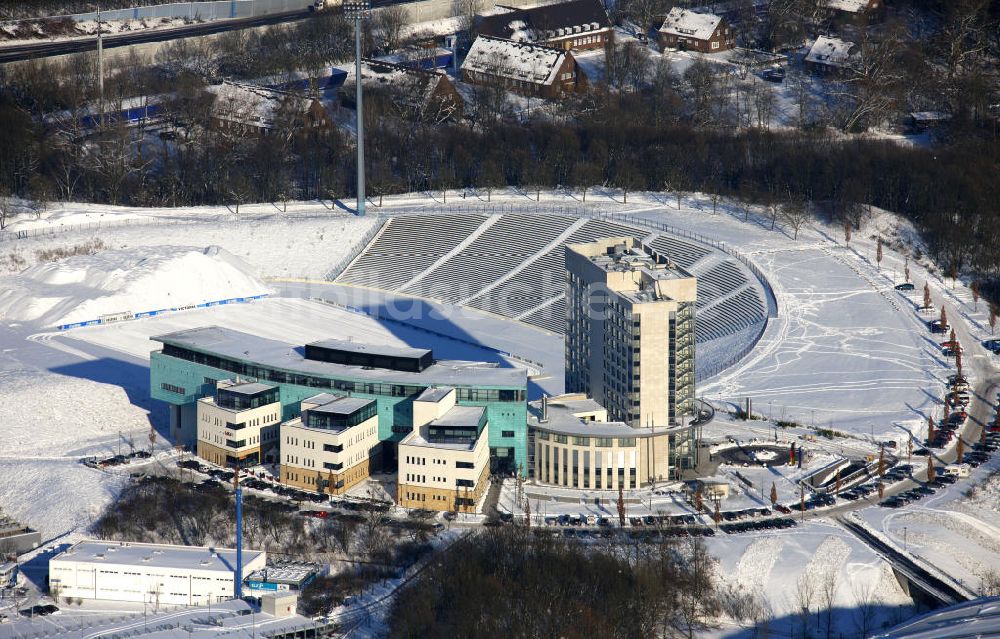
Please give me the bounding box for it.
[345,0,371,216]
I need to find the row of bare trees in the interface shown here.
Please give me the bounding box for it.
[390,526,721,639]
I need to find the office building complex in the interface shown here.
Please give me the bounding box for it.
[397,387,492,512]
[564,237,700,472]
[150,326,527,473]
[529,393,676,489]
[279,393,381,495]
[196,380,282,468]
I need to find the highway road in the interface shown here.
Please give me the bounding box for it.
[0,9,313,64]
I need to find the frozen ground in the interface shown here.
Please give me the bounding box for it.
[61,296,542,376]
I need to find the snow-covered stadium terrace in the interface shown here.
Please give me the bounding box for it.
[335,210,775,378]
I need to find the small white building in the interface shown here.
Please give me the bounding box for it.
[49,540,266,606]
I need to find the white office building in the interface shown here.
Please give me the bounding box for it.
[49,540,266,605]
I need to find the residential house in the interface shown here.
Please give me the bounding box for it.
[476,0,612,52]
[821,0,884,23]
[340,59,464,122]
[461,35,587,98]
[804,35,857,74]
[658,8,736,53]
[207,81,332,137]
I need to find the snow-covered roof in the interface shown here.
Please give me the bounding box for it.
[823,0,872,13]
[873,597,1000,639]
[207,81,316,129]
[52,540,264,574]
[658,8,723,41]
[461,36,568,86]
[152,326,526,388]
[804,35,856,68]
[477,0,610,43]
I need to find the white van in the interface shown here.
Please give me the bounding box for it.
[944,464,970,478]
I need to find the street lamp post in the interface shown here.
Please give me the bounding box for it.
[345,0,371,216]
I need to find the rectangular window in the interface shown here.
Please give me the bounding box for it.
[554,435,568,444]
[501,430,515,438]
[161,383,185,395]
[456,461,474,469]
[573,436,590,446]
[596,437,613,448]
[537,431,549,441]
[618,438,636,447]
[323,443,343,453]
[323,462,343,471]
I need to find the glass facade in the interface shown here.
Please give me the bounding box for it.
[304,402,377,431]
[151,345,529,474]
[216,386,279,411]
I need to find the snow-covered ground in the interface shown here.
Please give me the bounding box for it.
[0,245,269,327]
[0,201,378,278]
[0,16,199,44]
[64,296,532,374]
[707,521,914,638]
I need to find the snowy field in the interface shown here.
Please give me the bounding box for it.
[0,201,378,278]
[0,245,269,327]
[707,521,914,638]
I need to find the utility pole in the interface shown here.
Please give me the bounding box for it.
[345,0,371,216]
[97,4,104,125]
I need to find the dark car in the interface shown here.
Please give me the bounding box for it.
[894,282,915,291]
[762,66,786,82]
[929,319,949,334]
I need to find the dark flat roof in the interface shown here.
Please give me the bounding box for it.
[307,338,431,360]
[153,326,524,388]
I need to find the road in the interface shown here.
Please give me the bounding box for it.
[0,9,312,64]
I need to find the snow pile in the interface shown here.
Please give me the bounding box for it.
[0,245,270,327]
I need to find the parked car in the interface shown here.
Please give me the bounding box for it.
[894,282,915,291]
[762,66,786,82]
[929,319,949,334]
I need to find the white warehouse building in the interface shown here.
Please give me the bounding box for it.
[49,540,266,606]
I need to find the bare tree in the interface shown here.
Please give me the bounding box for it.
[372,5,408,53]
[781,194,810,239]
[0,195,13,229]
[851,578,878,638]
[819,569,839,639]
[795,573,815,639]
[833,27,906,132]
